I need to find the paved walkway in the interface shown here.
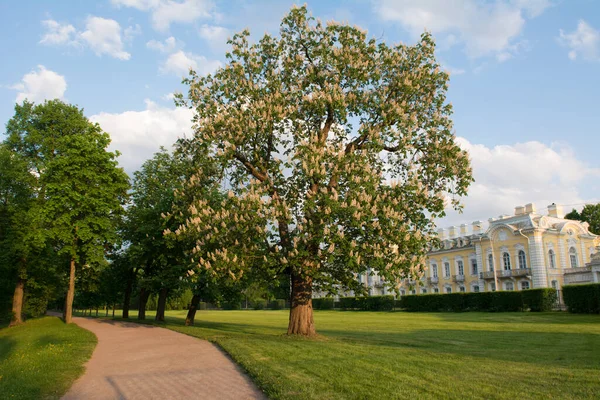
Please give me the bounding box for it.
[61,316,265,400]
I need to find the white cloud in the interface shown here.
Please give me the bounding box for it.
[146,36,181,53]
[198,24,230,50]
[112,0,215,32]
[79,16,131,60]
[160,50,221,77]
[374,0,550,60]
[11,65,67,104]
[124,23,142,43]
[558,20,600,62]
[39,19,77,46]
[439,137,600,226]
[90,100,194,173]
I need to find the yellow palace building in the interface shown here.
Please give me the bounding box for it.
[360,203,599,298]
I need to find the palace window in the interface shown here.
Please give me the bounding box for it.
[473,285,480,293]
[521,281,530,290]
[488,254,494,271]
[446,287,452,294]
[444,262,450,277]
[433,288,439,293]
[459,286,466,293]
[432,264,438,278]
[490,282,496,292]
[505,282,514,291]
[548,249,556,269]
[471,259,478,275]
[503,252,512,270]
[401,290,406,296]
[422,289,428,294]
[518,250,527,269]
[457,260,464,276]
[569,247,578,268]
[411,289,416,295]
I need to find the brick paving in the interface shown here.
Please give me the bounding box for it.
[61,317,265,400]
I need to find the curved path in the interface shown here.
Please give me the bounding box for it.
[61,317,265,400]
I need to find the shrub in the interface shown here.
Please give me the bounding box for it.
[397,290,535,312]
[521,288,557,312]
[337,296,395,311]
[252,300,268,310]
[312,297,335,310]
[222,301,242,310]
[563,284,600,314]
[270,299,286,310]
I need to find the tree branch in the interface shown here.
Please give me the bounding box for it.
[233,151,268,182]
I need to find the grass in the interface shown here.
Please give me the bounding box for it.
[89,309,600,400]
[0,316,97,399]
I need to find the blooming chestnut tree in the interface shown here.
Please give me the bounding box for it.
[175,6,473,335]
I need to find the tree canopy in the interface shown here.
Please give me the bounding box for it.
[174,6,473,335]
[565,204,600,235]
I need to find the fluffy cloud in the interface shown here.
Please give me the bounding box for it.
[39,19,77,45]
[111,0,215,32]
[439,137,600,226]
[146,36,181,53]
[558,20,600,62]
[198,24,230,50]
[90,100,194,173]
[374,0,551,60]
[160,50,222,77]
[79,17,131,60]
[40,16,137,60]
[11,65,67,104]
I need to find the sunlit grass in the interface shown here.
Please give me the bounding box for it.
[0,316,97,399]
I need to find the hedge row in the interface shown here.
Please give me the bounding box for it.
[563,284,600,313]
[397,288,557,312]
[335,295,395,311]
[312,297,335,310]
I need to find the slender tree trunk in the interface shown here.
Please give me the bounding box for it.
[95,308,98,317]
[186,294,201,326]
[105,306,108,317]
[155,288,168,322]
[138,288,150,320]
[9,277,26,327]
[122,268,135,319]
[112,304,115,318]
[287,273,316,336]
[63,258,76,324]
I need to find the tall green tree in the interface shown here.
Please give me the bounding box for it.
[0,145,36,325]
[565,204,600,235]
[175,6,473,335]
[125,148,192,321]
[4,100,129,324]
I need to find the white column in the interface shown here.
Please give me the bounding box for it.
[580,239,588,265]
[558,238,567,270]
[530,231,548,288]
[475,242,485,291]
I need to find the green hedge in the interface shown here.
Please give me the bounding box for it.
[398,289,556,312]
[521,288,557,312]
[337,295,395,311]
[270,299,286,310]
[563,284,600,314]
[312,297,335,310]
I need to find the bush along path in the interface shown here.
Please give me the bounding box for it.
[62,316,265,400]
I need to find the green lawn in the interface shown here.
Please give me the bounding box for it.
[0,316,97,399]
[104,310,600,399]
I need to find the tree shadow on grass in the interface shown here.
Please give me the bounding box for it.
[0,336,15,361]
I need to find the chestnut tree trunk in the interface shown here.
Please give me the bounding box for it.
[287,273,315,336]
[63,257,76,324]
[185,294,201,326]
[155,288,168,321]
[138,287,150,320]
[9,277,26,327]
[122,268,135,319]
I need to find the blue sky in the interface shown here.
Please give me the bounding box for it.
[0,0,599,226]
